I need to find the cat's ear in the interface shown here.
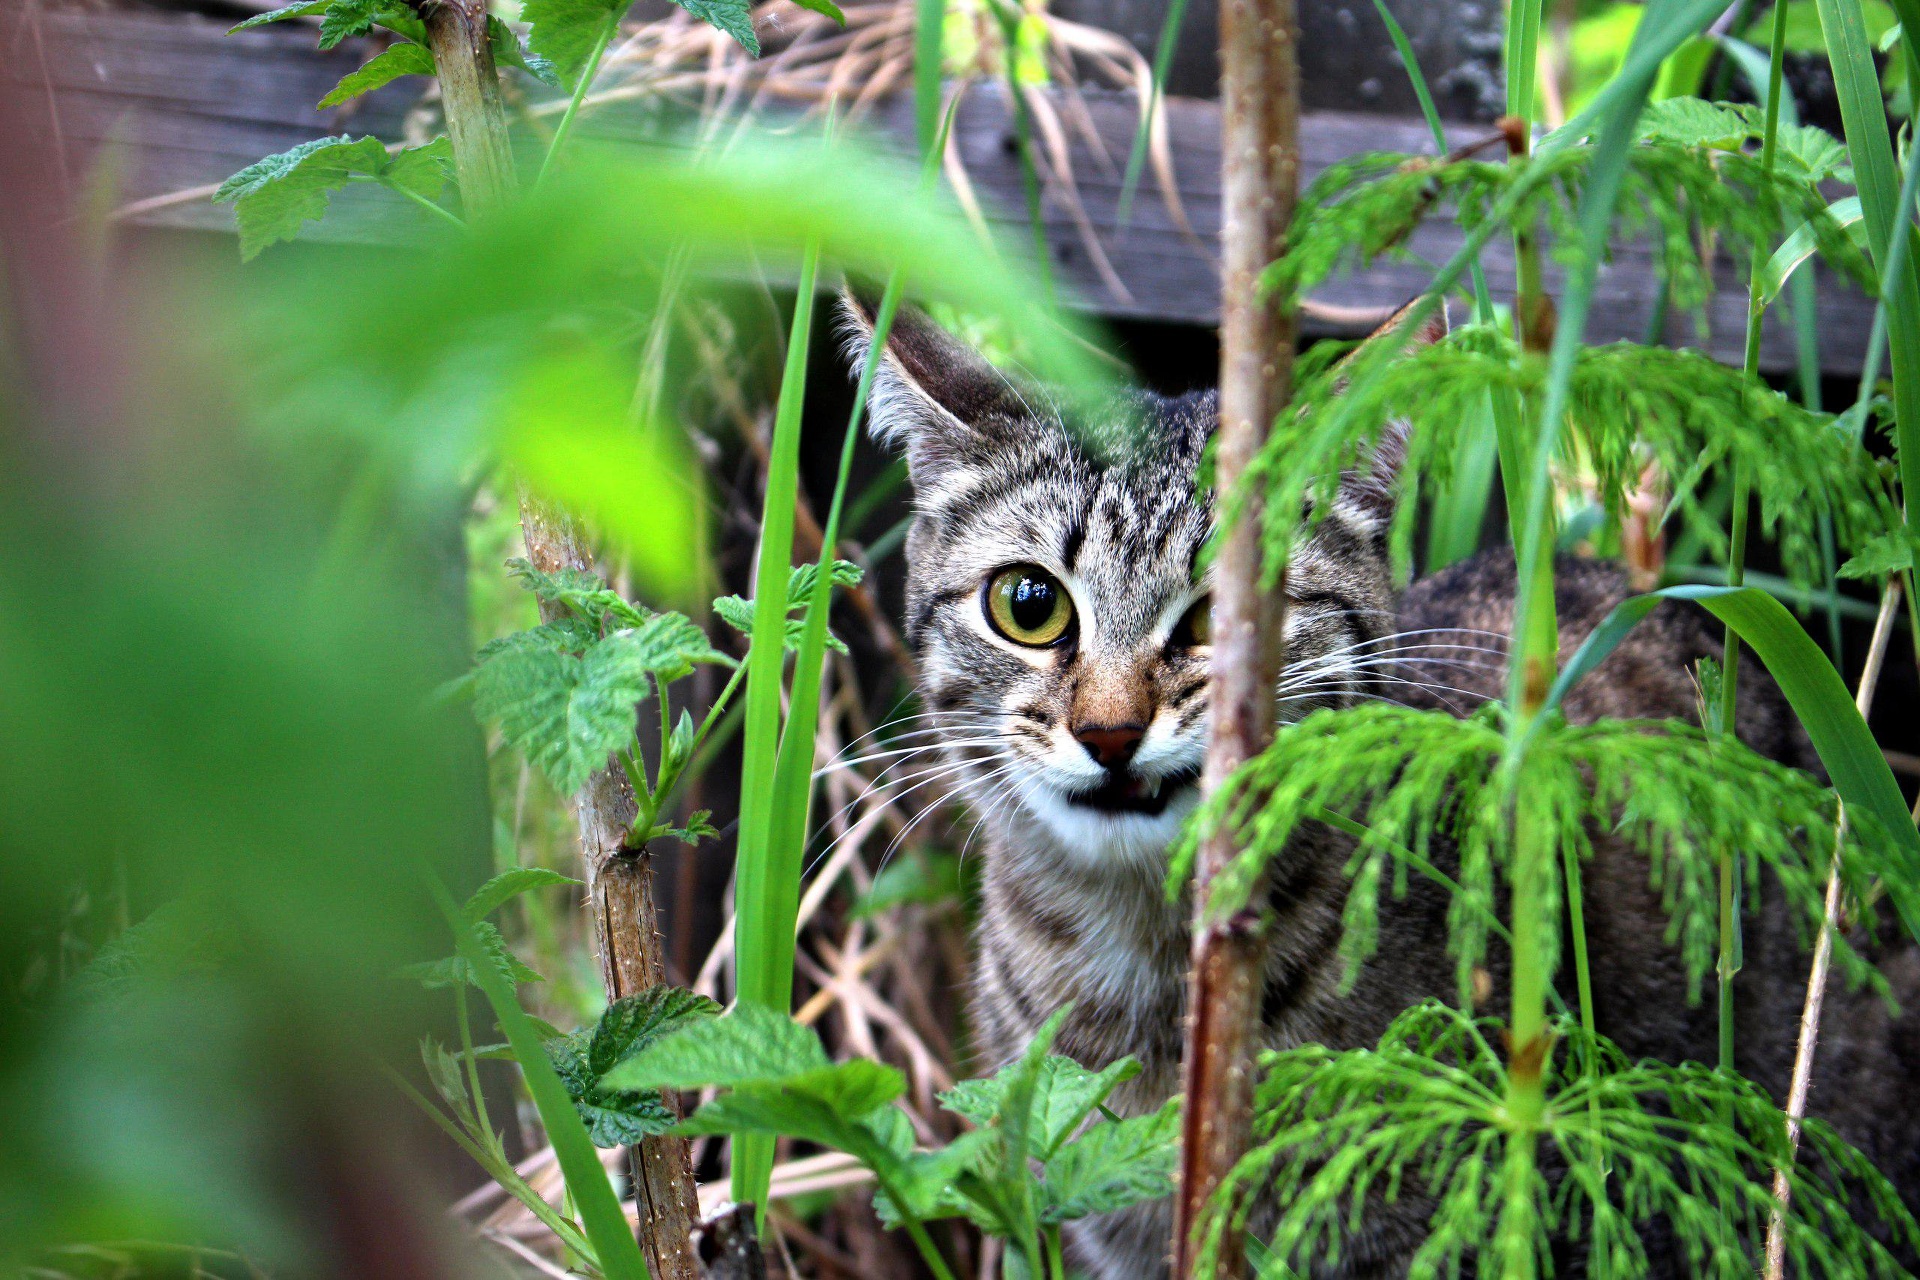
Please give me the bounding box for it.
[838,289,1026,487]
[1337,297,1449,528]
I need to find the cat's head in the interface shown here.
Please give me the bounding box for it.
[844,298,1429,872]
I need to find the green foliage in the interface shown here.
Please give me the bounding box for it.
[546,988,720,1146]
[1269,133,1869,324]
[317,41,435,109]
[605,1004,1178,1273]
[213,135,454,259]
[1207,1002,1918,1280]
[850,849,963,917]
[713,559,863,653]
[1840,529,1920,578]
[397,919,544,989]
[458,560,730,796]
[229,0,426,47]
[525,0,759,80]
[1249,326,1899,591]
[1176,702,1893,1009]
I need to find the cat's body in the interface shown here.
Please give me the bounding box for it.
[847,300,1920,1278]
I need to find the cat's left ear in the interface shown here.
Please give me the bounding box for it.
[837,287,1028,490]
[1336,297,1450,529]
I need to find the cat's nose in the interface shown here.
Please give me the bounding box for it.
[1074,724,1145,770]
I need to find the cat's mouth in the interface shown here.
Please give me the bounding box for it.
[1064,765,1202,817]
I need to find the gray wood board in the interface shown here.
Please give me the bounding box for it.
[9,8,1873,375]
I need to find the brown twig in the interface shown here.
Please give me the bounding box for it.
[1763,576,1903,1278]
[1172,0,1298,1275]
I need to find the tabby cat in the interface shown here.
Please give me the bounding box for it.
[842,297,1920,1278]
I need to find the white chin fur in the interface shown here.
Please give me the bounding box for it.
[1007,775,1201,871]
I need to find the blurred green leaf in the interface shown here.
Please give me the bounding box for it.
[1636,96,1753,148]
[1838,529,1919,578]
[851,850,963,918]
[490,15,563,87]
[317,41,434,108]
[461,867,581,924]
[398,920,544,989]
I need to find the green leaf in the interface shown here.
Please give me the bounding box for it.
[672,1062,909,1159]
[213,136,451,259]
[850,850,963,918]
[522,0,624,87]
[214,135,388,258]
[1774,122,1851,183]
[461,866,581,924]
[1838,529,1919,579]
[941,1045,1141,1160]
[714,560,862,653]
[431,882,652,1280]
[1038,1096,1180,1223]
[662,809,718,845]
[507,558,651,630]
[318,40,434,108]
[546,988,720,1147]
[315,0,427,48]
[602,1001,828,1092]
[1636,95,1754,148]
[490,15,563,87]
[670,0,758,55]
[787,0,845,21]
[470,611,725,795]
[1762,196,1866,305]
[229,0,330,33]
[396,920,543,989]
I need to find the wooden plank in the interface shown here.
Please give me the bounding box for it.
[7,9,1874,375]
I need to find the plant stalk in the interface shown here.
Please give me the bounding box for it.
[1762,576,1903,1279]
[417,12,702,1272]
[1171,0,1297,1274]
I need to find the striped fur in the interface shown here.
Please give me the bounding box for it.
[843,301,1920,1277]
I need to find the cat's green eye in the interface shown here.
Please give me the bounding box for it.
[985,565,1073,646]
[1174,595,1213,647]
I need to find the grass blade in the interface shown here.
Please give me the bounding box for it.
[915,0,943,157]
[1115,0,1189,227]
[1553,585,1920,927]
[1814,0,1920,527]
[431,876,653,1280]
[731,243,822,1217]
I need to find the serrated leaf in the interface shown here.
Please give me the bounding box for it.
[213,135,450,259]
[939,1047,1136,1159]
[318,40,434,108]
[470,613,725,794]
[1636,96,1754,149]
[489,15,563,87]
[380,137,456,201]
[229,0,330,33]
[1774,123,1850,183]
[521,0,624,88]
[664,809,717,845]
[1038,1097,1180,1223]
[1838,529,1918,579]
[544,988,719,1147]
[670,0,758,55]
[215,135,387,258]
[873,1129,998,1228]
[507,557,652,630]
[713,560,861,653]
[315,0,426,48]
[673,1061,907,1143]
[461,866,581,924]
[602,1001,827,1092]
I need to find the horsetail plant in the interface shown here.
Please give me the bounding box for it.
[1178,0,1920,1273]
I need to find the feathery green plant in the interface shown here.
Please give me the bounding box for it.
[1182,0,1920,1272]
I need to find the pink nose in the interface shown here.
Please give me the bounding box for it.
[1074,724,1145,770]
